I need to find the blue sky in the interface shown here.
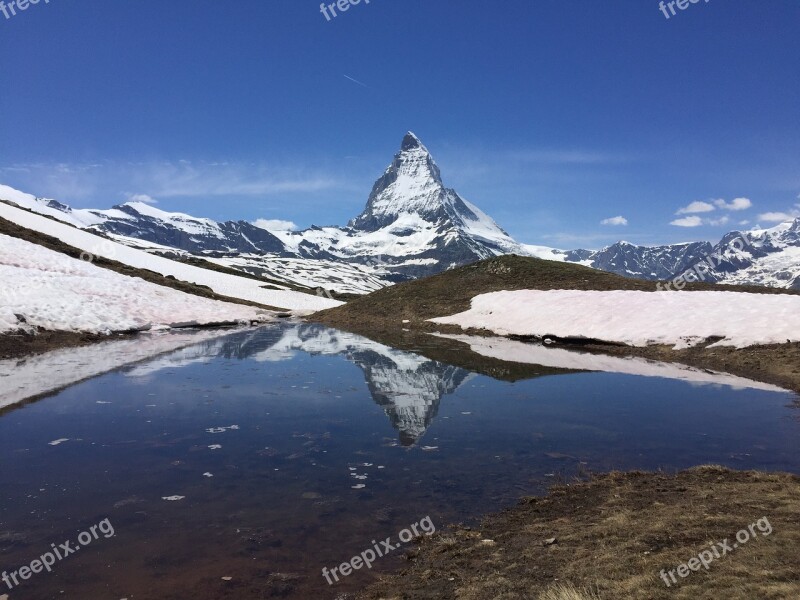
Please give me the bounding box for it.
[1,0,799,248]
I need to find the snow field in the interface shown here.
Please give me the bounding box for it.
[0,200,341,312]
[431,289,800,349]
[0,234,272,334]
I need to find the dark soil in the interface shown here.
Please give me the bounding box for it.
[0,328,120,360]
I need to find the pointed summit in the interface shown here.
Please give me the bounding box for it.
[349,132,446,230]
[401,131,426,152]
[346,131,519,273]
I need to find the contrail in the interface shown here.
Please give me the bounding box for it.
[343,74,369,88]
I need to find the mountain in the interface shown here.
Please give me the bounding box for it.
[2,133,800,292]
[0,184,392,296]
[570,240,714,281]
[262,132,527,279]
[87,202,288,254]
[0,133,529,286]
[0,188,288,255]
[342,132,523,272]
[675,220,800,289]
[574,221,800,288]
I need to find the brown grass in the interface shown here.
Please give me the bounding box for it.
[360,467,800,600]
[537,584,602,600]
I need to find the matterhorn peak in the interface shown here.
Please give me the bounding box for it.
[391,131,441,184]
[401,131,426,152]
[345,132,518,265]
[349,132,447,231]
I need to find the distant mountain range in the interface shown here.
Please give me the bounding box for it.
[2,132,799,292]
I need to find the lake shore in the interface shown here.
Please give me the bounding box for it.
[0,328,114,360]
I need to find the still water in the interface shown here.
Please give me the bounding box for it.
[1,324,798,599]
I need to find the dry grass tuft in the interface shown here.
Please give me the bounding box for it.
[538,583,601,600]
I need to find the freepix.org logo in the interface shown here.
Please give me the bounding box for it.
[2,518,115,592]
[1,0,51,22]
[658,0,710,21]
[320,0,371,22]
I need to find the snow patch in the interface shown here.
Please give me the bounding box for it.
[0,233,271,334]
[431,289,800,349]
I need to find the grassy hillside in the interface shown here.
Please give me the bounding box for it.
[315,254,796,332]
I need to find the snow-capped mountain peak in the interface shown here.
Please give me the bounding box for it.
[113,201,227,239]
[400,130,427,152]
[350,131,446,230]
[750,217,800,242]
[344,133,521,266]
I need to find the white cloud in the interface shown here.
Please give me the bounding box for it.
[676,201,715,214]
[672,197,756,227]
[126,193,158,204]
[708,215,730,227]
[757,209,800,223]
[758,203,800,223]
[676,197,753,217]
[600,215,628,226]
[739,220,750,226]
[670,216,704,228]
[671,214,735,228]
[143,164,343,197]
[252,219,297,232]
[0,160,355,205]
[714,197,752,211]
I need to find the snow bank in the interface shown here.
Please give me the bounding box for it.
[434,334,788,392]
[430,289,800,349]
[0,234,272,334]
[0,201,341,313]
